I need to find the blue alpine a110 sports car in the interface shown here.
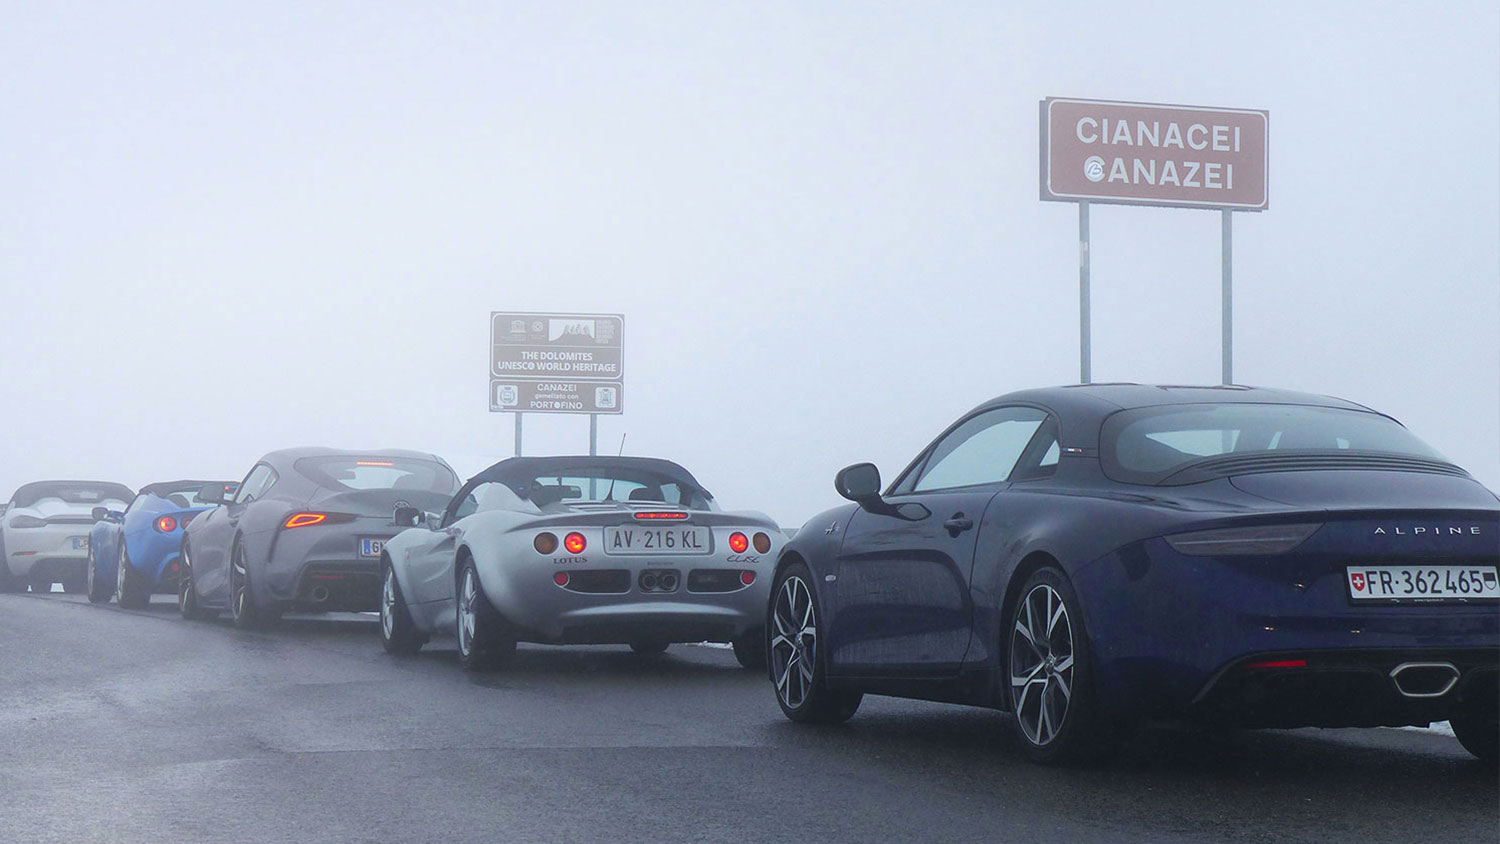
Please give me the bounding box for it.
[768,384,1499,763]
[87,480,236,608]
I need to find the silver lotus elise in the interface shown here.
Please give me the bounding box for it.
[378,455,781,670]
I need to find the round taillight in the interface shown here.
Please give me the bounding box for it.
[554,572,570,587]
[156,516,178,533]
[564,532,587,554]
[752,532,771,553]
[740,570,756,586]
[728,532,749,553]
[534,532,559,554]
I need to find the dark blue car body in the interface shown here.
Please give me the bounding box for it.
[773,384,1499,749]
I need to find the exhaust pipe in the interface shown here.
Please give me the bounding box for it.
[1389,662,1459,698]
[310,586,331,603]
[639,572,658,592]
[658,572,679,592]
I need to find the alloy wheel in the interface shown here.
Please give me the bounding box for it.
[1009,583,1075,747]
[458,566,478,657]
[116,545,128,600]
[381,567,397,641]
[87,549,96,594]
[232,547,249,621]
[770,575,817,710]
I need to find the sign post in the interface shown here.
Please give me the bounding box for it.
[489,312,624,457]
[1041,97,1267,384]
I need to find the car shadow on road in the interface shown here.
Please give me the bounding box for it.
[409,643,754,686]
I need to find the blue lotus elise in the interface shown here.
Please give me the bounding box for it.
[87,480,236,608]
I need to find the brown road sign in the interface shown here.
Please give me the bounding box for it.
[1041,98,1268,210]
[490,312,623,381]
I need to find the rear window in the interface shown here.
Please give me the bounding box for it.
[10,482,134,508]
[519,472,712,510]
[1101,403,1445,485]
[294,457,459,495]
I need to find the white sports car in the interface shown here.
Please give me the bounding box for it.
[378,456,781,670]
[1,480,134,593]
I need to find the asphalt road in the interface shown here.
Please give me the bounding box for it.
[1,592,1494,844]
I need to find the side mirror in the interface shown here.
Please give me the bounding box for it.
[393,505,423,528]
[91,507,110,522]
[198,485,227,505]
[834,463,883,504]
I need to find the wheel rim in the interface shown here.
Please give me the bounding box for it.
[232,547,248,620]
[116,545,127,598]
[87,550,96,594]
[457,567,477,656]
[179,544,192,612]
[770,575,817,709]
[381,568,397,640]
[1009,583,1075,747]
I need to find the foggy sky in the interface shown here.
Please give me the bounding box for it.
[3,1,1497,527]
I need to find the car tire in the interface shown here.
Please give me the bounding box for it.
[86,545,111,603]
[1450,686,1499,763]
[769,562,862,725]
[178,543,215,621]
[229,540,277,630]
[629,641,670,656]
[732,628,767,670]
[1004,567,1111,765]
[380,561,426,655]
[116,544,149,609]
[456,558,515,671]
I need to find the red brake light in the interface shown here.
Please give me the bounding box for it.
[535,532,559,554]
[155,515,178,533]
[740,570,756,586]
[1246,659,1308,669]
[356,461,394,466]
[728,532,749,553]
[633,512,689,520]
[564,532,587,554]
[284,513,328,529]
[554,572,570,587]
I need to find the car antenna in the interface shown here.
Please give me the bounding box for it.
[605,434,627,501]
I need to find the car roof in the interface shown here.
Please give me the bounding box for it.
[968,384,1383,449]
[471,456,711,497]
[258,447,448,471]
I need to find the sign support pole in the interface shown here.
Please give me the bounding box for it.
[514,413,523,457]
[1221,208,1233,385]
[589,414,597,456]
[1079,200,1091,384]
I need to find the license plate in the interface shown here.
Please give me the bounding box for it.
[71,537,88,550]
[604,526,709,555]
[1347,565,1500,601]
[359,538,384,558]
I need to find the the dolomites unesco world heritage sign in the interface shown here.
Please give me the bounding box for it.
[1040,97,1268,210]
[490,312,623,415]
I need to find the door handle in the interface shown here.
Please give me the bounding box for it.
[943,514,974,536]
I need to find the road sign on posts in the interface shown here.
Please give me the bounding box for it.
[489,312,624,416]
[1041,98,1268,211]
[1040,97,1268,386]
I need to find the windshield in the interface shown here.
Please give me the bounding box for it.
[294,457,460,494]
[1100,403,1446,485]
[521,472,713,510]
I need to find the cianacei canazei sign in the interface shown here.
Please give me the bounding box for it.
[1041,98,1268,210]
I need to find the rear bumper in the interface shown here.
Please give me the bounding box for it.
[1191,647,1500,728]
[5,526,90,579]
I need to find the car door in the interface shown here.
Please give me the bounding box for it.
[194,464,275,604]
[829,406,1050,675]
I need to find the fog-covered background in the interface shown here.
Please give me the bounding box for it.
[3,1,1496,526]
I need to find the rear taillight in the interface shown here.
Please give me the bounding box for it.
[740,570,756,586]
[554,572,570,587]
[1245,659,1308,669]
[752,532,771,553]
[1164,523,1322,556]
[535,532,559,554]
[564,532,587,554]
[281,512,361,529]
[155,515,178,533]
[728,532,749,553]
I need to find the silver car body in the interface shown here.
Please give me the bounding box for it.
[383,456,781,646]
[2,481,133,589]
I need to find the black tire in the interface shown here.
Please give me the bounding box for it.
[1004,567,1111,764]
[116,543,149,609]
[1450,684,1499,763]
[86,544,111,603]
[629,641,670,656]
[229,540,277,630]
[178,543,215,620]
[732,628,767,670]
[456,558,515,671]
[380,561,426,655]
[769,562,862,724]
